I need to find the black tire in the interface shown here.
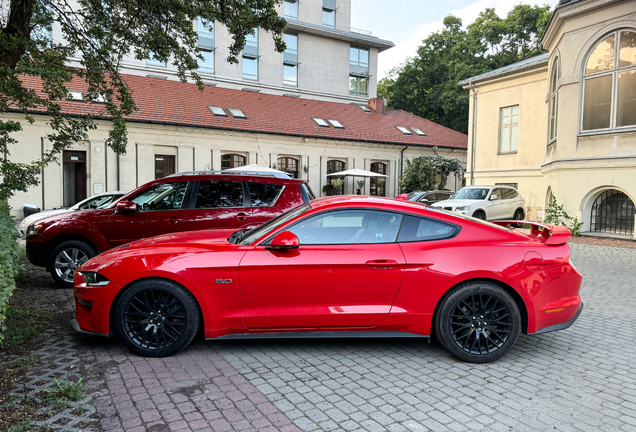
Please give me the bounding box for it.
[472,211,486,220]
[513,209,525,227]
[48,240,97,288]
[435,281,521,363]
[115,279,200,357]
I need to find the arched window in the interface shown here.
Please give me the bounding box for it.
[590,190,635,236]
[327,160,345,195]
[548,58,560,142]
[277,157,299,178]
[582,30,636,132]
[221,154,246,169]
[370,162,387,197]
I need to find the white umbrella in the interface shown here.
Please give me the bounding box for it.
[326,168,387,178]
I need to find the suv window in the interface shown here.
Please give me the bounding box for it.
[130,182,188,211]
[490,188,503,201]
[247,183,284,207]
[501,188,514,200]
[195,181,244,208]
[398,215,457,242]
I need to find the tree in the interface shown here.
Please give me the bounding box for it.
[0,0,287,200]
[378,4,552,134]
[400,157,438,193]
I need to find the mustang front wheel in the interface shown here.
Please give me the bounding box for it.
[435,281,521,363]
[115,279,200,357]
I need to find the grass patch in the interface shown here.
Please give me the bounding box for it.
[1,306,38,353]
[43,378,84,404]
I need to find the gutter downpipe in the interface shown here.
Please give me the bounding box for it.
[400,144,408,193]
[469,81,477,186]
[117,153,120,191]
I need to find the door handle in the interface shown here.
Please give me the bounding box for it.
[166,216,183,224]
[366,259,397,269]
[235,212,248,221]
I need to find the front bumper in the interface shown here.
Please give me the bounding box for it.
[26,235,48,267]
[69,318,110,337]
[74,281,121,336]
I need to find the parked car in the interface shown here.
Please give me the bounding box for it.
[432,186,526,221]
[19,191,127,236]
[72,196,582,363]
[26,171,314,287]
[406,190,454,205]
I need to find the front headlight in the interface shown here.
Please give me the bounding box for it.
[455,206,471,211]
[79,271,110,287]
[26,224,43,236]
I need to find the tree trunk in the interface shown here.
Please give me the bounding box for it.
[0,0,35,70]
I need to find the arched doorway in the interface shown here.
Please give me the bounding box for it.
[590,190,635,236]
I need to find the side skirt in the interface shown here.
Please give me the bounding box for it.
[207,331,429,341]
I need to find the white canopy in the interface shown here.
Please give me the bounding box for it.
[326,168,387,178]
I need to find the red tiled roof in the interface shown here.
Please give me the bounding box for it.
[18,74,468,149]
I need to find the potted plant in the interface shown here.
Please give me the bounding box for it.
[356,180,365,195]
[330,178,344,195]
[322,184,332,196]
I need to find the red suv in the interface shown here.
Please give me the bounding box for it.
[26,171,314,287]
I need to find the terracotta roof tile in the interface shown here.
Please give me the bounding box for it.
[19,73,468,150]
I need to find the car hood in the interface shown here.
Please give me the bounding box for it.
[20,208,70,229]
[432,199,483,208]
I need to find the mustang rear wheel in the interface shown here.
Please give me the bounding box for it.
[115,279,200,357]
[435,281,521,363]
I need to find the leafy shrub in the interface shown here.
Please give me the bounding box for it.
[0,200,23,344]
[544,195,583,237]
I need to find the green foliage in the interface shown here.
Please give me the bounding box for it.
[400,150,464,193]
[0,0,286,200]
[544,195,583,236]
[378,4,552,134]
[357,180,366,190]
[0,201,23,343]
[43,378,85,405]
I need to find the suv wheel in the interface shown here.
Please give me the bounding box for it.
[48,240,97,288]
[473,210,486,220]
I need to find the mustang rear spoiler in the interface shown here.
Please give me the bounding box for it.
[492,220,571,246]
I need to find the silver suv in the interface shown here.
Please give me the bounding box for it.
[432,186,526,221]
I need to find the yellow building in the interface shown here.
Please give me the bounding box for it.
[461,0,636,239]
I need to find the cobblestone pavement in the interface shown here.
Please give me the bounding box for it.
[8,241,636,431]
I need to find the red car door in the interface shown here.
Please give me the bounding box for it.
[184,180,253,232]
[239,209,406,329]
[105,181,189,247]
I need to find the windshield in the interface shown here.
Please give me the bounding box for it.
[452,188,490,200]
[239,204,312,245]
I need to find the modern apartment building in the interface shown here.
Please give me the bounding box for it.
[63,0,394,103]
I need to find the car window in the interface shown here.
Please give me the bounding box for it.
[398,215,457,242]
[195,181,244,208]
[453,188,489,200]
[77,194,122,210]
[288,210,403,245]
[247,183,284,207]
[510,189,519,199]
[490,188,503,201]
[130,182,188,211]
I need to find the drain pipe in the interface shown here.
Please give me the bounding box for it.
[469,81,477,186]
[116,153,120,191]
[400,144,409,193]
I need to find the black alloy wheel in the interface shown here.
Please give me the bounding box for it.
[115,279,200,357]
[435,281,521,363]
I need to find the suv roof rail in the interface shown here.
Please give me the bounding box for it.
[166,170,292,180]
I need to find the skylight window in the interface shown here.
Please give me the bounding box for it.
[410,127,426,136]
[208,106,228,116]
[67,91,84,101]
[327,119,344,129]
[396,126,412,135]
[228,108,246,118]
[312,118,329,127]
[90,94,106,104]
[359,105,372,112]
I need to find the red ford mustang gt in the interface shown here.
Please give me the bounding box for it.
[72,196,583,363]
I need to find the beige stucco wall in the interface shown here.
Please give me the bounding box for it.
[465,0,636,236]
[4,112,466,218]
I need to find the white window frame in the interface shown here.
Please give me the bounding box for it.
[548,58,559,144]
[499,105,519,154]
[284,0,298,20]
[580,29,636,135]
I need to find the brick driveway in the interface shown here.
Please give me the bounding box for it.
[14,242,636,431]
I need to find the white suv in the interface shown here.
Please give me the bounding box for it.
[432,186,526,221]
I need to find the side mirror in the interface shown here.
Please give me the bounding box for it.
[489,194,498,201]
[266,231,299,250]
[116,201,138,213]
[420,198,429,203]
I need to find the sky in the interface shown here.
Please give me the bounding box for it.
[351,0,561,79]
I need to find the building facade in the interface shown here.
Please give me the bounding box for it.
[462,0,636,238]
[61,0,394,103]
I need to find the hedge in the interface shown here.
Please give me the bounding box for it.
[0,200,22,344]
